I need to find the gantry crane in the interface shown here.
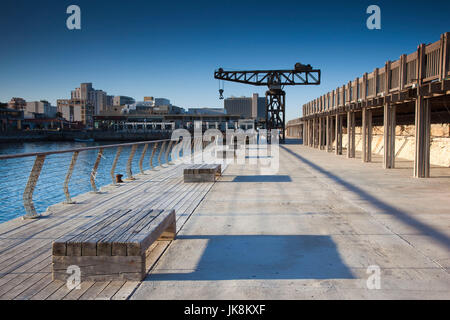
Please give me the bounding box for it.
[214,63,321,143]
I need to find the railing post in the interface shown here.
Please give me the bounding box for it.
[400,54,406,90]
[139,143,149,174]
[149,143,157,169]
[126,145,138,180]
[110,146,122,185]
[440,32,449,84]
[63,151,79,204]
[90,148,104,193]
[22,154,46,219]
[158,141,166,166]
[165,140,173,165]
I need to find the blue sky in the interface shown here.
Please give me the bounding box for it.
[0,0,449,120]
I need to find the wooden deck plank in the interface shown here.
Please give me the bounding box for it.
[13,273,52,300]
[63,282,95,300]
[78,281,111,300]
[94,281,126,300]
[0,159,218,300]
[0,172,185,272]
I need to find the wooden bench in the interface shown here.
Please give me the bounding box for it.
[184,164,222,182]
[52,208,175,282]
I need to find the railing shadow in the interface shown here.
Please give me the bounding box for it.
[148,235,355,281]
[281,145,450,249]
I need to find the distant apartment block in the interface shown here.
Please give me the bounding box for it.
[70,83,111,115]
[57,99,94,128]
[8,97,27,111]
[113,96,135,107]
[224,93,266,120]
[143,97,170,106]
[25,100,57,119]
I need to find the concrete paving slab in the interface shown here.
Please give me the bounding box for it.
[131,141,450,300]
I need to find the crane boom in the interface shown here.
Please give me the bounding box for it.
[214,63,321,143]
[214,68,321,87]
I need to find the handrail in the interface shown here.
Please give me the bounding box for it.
[0,137,191,220]
[0,138,174,160]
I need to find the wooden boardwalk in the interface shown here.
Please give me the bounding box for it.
[0,161,217,300]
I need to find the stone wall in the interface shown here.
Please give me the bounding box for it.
[341,124,450,167]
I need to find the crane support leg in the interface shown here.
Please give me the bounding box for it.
[265,89,286,144]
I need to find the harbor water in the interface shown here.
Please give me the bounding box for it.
[0,141,170,223]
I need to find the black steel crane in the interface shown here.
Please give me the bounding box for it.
[214,63,321,143]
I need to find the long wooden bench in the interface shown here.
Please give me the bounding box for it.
[184,164,222,182]
[52,208,175,282]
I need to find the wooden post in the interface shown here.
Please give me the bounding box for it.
[362,108,367,162]
[312,118,316,148]
[383,103,396,169]
[414,42,431,178]
[414,97,431,178]
[326,116,332,152]
[346,111,355,158]
[362,108,373,162]
[351,112,355,158]
[335,114,342,155]
[318,117,323,150]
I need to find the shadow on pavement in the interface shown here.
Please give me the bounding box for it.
[281,145,450,249]
[148,235,355,281]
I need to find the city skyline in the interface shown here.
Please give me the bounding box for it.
[1,0,449,120]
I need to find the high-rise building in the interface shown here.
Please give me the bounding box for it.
[89,90,107,115]
[70,83,109,115]
[57,99,94,127]
[224,93,266,120]
[106,95,114,109]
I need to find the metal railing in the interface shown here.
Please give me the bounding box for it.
[0,137,199,220]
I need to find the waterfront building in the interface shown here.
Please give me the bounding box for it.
[0,107,24,131]
[25,100,57,119]
[8,97,27,111]
[224,93,266,121]
[106,95,114,109]
[57,99,94,128]
[70,83,110,115]
[113,96,135,107]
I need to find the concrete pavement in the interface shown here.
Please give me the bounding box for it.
[131,140,450,299]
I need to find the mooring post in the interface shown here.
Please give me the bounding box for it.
[63,151,79,204]
[22,154,46,219]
